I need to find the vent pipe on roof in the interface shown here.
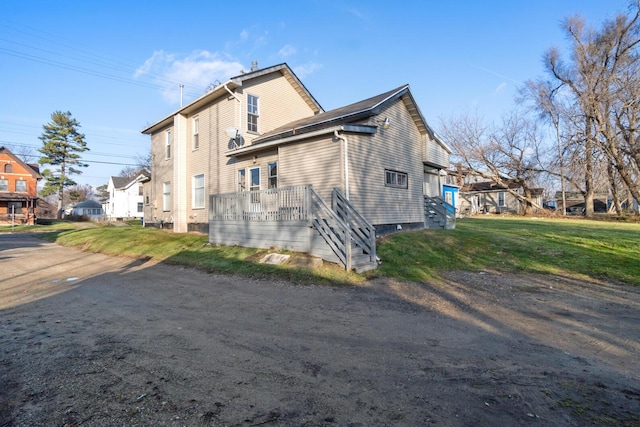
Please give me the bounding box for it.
[180,84,184,107]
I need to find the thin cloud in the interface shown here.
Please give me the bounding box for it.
[134,50,243,104]
[279,44,297,58]
[493,82,508,96]
[293,62,322,78]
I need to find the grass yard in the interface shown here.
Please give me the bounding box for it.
[376,216,640,286]
[6,216,640,286]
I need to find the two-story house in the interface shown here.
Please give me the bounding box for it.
[104,171,150,221]
[142,63,451,271]
[0,146,41,225]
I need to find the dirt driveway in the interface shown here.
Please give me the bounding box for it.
[1,233,639,426]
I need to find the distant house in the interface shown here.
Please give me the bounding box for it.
[0,146,41,225]
[141,63,453,271]
[69,200,103,221]
[104,171,150,220]
[555,191,609,214]
[460,181,544,215]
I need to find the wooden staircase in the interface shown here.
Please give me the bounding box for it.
[309,187,378,273]
[424,196,456,229]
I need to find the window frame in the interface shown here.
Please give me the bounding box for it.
[498,191,506,207]
[0,179,8,191]
[4,164,12,173]
[238,169,246,192]
[247,94,259,133]
[162,181,171,211]
[384,169,408,189]
[137,202,144,213]
[192,173,205,209]
[192,116,199,150]
[15,179,27,192]
[166,130,171,160]
[267,162,277,189]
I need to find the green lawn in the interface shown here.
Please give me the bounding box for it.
[376,216,640,286]
[5,216,639,286]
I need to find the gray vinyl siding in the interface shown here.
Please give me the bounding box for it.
[209,220,340,264]
[278,135,342,202]
[424,137,450,168]
[347,101,424,225]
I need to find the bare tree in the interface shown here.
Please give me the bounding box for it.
[439,110,546,214]
[543,3,640,216]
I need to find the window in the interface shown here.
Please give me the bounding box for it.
[385,170,408,189]
[193,173,205,209]
[268,162,277,189]
[238,169,246,191]
[138,184,143,196]
[162,182,171,211]
[0,179,7,191]
[15,180,27,192]
[166,130,171,159]
[498,191,506,207]
[193,116,199,150]
[4,164,12,173]
[137,202,143,213]
[8,201,22,213]
[249,167,260,192]
[247,94,259,133]
[145,195,150,205]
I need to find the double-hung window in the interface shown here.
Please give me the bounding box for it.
[385,169,408,189]
[268,162,277,189]
[247,94,259,133]
[15,180,27,192]
[193,116,199,150]
[162,182,171,211]
[193,174,205,209]
[498,191,506,207]
[0,179,8,191]
[166,130,171,159]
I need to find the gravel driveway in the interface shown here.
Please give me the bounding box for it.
[1,232,639,426]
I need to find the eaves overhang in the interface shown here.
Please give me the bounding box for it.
[225,124,376,157]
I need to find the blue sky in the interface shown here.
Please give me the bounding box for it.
[0,0,630,190]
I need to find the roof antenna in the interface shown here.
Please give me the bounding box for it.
[250,60,259,71]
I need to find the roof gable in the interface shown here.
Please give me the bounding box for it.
[0,146,42,179]
[141,63,322,135]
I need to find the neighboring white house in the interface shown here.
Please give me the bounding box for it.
[69,199,103,221]
[105,171,150,220]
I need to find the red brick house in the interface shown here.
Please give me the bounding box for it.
[0,146,41,225]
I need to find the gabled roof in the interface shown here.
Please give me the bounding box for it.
[141,63,323,135]
[0,146,42,179]
[226,84,451,157]
[110,170,151,190]
[110,176,130,189]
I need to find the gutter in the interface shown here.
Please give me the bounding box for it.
[225,124,375,157]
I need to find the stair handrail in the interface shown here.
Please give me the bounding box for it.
[332,188,376,262]
[309,186,351,270]
[424,195,456,228]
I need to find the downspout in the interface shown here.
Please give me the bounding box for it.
[334,130,349,200]
[224,84,242,137]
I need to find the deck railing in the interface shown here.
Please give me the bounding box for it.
[210,185,311,222]
[424,195,456,229]
[332,188,376,262]
[209,185,373,271]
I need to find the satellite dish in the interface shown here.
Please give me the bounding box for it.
[225,127,238,139]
